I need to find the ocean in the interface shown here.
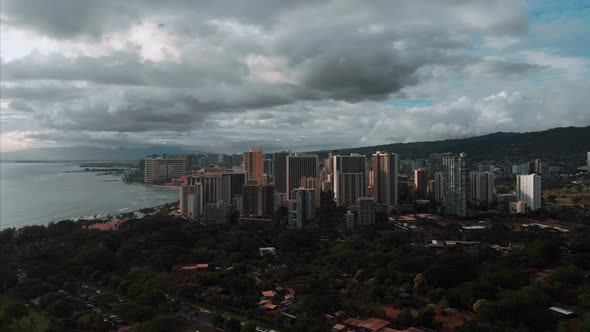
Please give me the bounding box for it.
[0,162,179,229]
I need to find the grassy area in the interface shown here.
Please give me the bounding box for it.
[543,184,590,206]
[0,295,50,332]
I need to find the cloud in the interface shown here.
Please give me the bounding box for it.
[0,0,588,152]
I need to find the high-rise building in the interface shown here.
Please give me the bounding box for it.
[288,187,315,229]
[286,154,319,200]
[478,164,495,172]
[469,171,495,208]
[185,173,222,205]
[345,210,355,230]
[516,174,542,211]
[441,153,467,216]
[233,194,244,214]
[242,184,275,216]
[187,183,203,219]
[144,158,186,183]
[413,168,428,198]
[221,172,246,205]
[530,159,542,174]
[371,152,399,207]
[301,177,321,207]
[332,154,367,206]
[180,184,191,216]
[272,151,288,194]
[263,158,273,184]
[181,183,203,219]
[434,172,444,203]
[427,180,435,200]
[243,149,264,184]
[587,152,590,170]
[509,201,527,214]
[203,201,234,224]
[357,197,376,226]
[429,152,453,176]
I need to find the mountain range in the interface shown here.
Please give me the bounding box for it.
[312,126,590,160]
[1,126,589,161]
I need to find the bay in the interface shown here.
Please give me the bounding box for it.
[0,162,179,229]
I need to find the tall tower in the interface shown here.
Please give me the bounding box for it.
[272,151,288,194]
[413,168,428,198]
[441,152,467,216]
[469,171,495,209]
[243,149,264,185]
[286,154,319,200]
[288,187,315,229]
[516,174,541,211]
[371,151,399,207]
[332,154,367,206]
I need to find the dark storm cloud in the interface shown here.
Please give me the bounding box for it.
[1,0,139,39]
[0,51,248,87]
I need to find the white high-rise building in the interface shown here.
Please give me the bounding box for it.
[371,152,399,207]
[469,171,495,208]
[516,174,542,211]
[441,153,467,216]
[180,183,203,219]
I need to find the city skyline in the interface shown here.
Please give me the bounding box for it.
[1,1,589,153]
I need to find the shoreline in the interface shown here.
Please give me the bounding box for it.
[0,201,179,231]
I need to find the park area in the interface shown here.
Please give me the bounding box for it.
[544,180,590,206]
[0,295,50,332]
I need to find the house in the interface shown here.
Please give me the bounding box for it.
[343,317,391,332]
[175,263,209,272]
[259,247,277,256]
[332,323,347,332]
[261,290,277,299]
[359,317,391,332]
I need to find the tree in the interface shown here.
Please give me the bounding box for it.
[4,303,28,329]
[135,316,187,332]
[77,313,111,332]
[396,308,414,328]
[241,321,257,332]
[417,306,435,328]
[211,313,224,328]
[414,273,425,293]
[472,299,487,313]
[582,313,590,332]
[224,318,241,332]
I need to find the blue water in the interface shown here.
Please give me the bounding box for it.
[0,162,179,229]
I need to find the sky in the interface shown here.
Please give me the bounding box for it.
[1,0,589,153]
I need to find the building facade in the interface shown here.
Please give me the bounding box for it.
[332,154,367,207]
[441,153,467,216]
[288,187,316,229]
[413,168,428,198]
[144,158,186,183]
[469,171,495,208]
[357,197,376,226]
[242,184,275,216]
[371,151,399,207]
[286,154,319,200]
[243,149,265,184]
[516,174,542,211]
